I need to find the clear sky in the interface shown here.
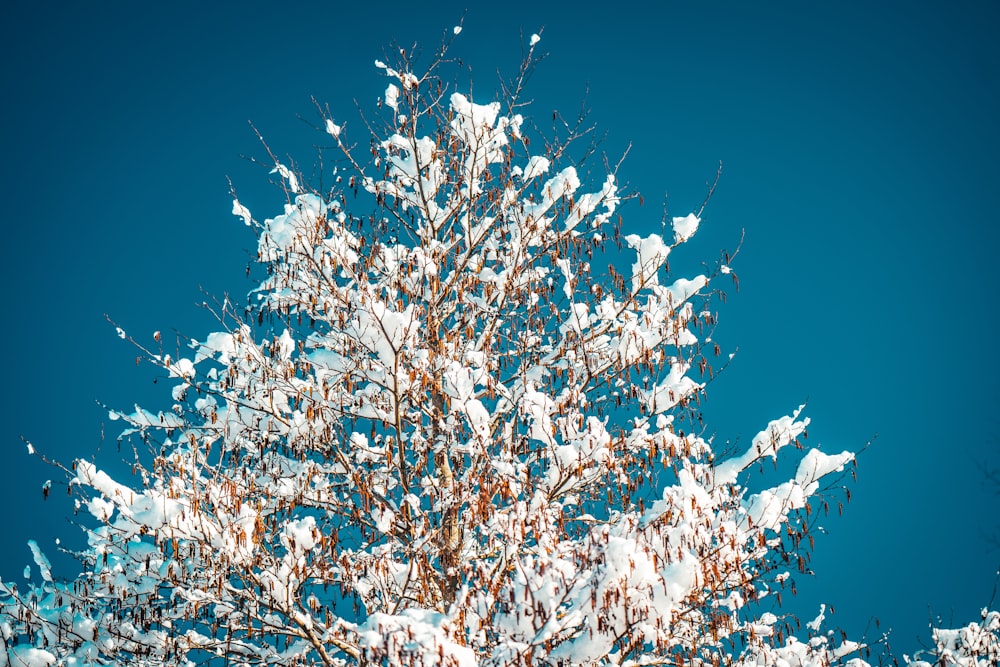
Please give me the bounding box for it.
[2,0,998,657]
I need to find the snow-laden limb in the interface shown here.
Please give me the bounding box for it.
[232,198,253,226]
[1,30,945,667]
[905,610,1000,667]
[714,406,810,485]
[672,213,700,243]
[26,541,52,583]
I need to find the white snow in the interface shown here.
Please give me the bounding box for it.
[807,603,827,631]
[385,83,399,110]
[672,212,700,243]
[795,449,854,494]
[644,361,702,414]
[373,506,395,534]
[465,398,491,440]
[522,155,550,180]
[282,516,318,555]
[195,330,240,364]
[26,540,52,582]
[232,198,253,226]
[625,232,670,290]
[8,647,57,667]
[270,162,301,193]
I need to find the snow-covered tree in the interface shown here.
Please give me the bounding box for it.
[2,29,995,667]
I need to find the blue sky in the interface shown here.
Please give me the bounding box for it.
[2,0,998,656]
